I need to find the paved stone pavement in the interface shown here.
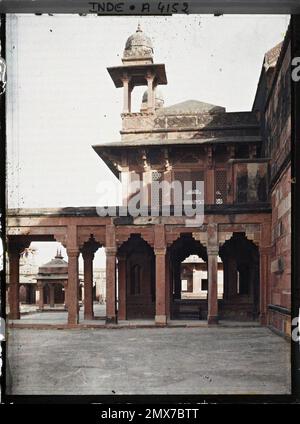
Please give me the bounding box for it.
[6,326,291,395]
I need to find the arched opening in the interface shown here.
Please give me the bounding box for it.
[91,246,106,318]
[181,255,224,301]
[168,234,209,320]
[79,237,106,321]
[219,232,259,321]
[118,234,155,320]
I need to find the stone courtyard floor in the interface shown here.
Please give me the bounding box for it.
[6,326,291,395]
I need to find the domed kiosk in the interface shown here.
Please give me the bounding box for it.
[36,250,69,310]
[107,24,167,113]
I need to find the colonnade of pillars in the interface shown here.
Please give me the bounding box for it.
[8,245,220,326]
[7,226,271,326]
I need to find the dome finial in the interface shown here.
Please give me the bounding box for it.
[55,248,63,259]
[122,24,153,64]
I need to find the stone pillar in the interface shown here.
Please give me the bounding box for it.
[146,72,155,111]
[117,255,126,320]
[8,248,21,320]
[207,249,219,324]
[67,249,79,325]
[106,247,117,323]
[122,74,131,113]
[37,282,44,311]
[82,249,94,320]
[155,248,167,325]
[49,284,55,308]
[207,223,219,324]
[165,253,171,319]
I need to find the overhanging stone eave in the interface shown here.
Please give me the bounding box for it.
[7,203,272,219]
[93,136,262,149]
[107,63,167,88]
[92,145,120,179]
[7,207,110,217]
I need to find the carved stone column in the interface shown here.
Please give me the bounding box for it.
[146,72,155,111]
[37,282,44,311]
[106,247,117,324]
[207,248,219,324]
[82,249,94,320]
[122,74,131,113]
[207,223,219,324]
[165,251,171,319]
[117,255,127,320]
[67,248,80,325]
[155,248,167,325]
[8,248,21,320]
[8,240,30,320]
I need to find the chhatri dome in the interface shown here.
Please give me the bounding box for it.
[122,24,154,64]
[37,249,68,278]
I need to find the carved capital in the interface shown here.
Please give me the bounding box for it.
[121,73,131,83]
[207,248,219,256]
[259,246,271,255]
[81,236,100,258]
[8,237,31,256]
[106,247,117,256]
[81,250,95,261]
[145,71,155,81]
[154,248,166,256]
[67,248,79,258]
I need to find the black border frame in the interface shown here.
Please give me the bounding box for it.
[0,4,299,406]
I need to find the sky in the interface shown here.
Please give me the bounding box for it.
[5,13,290,265]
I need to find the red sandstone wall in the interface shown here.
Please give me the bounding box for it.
[264,40,291,336]
[269,166,291,335]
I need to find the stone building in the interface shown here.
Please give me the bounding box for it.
[35,250,68,310]
[9,249,107,310]
[18,250,38,305]
[6,24,291,336]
